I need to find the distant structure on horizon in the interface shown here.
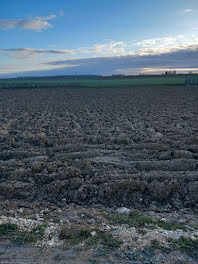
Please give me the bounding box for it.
[162,70,177,76]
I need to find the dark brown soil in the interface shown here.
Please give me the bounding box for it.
[0,86,197,211]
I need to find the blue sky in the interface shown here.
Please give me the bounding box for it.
[1,0,198,77]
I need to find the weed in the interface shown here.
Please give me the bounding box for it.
[60,224,122,250]
[130,211,153,227]
[79,230,92,239]
[169,236,198,259]
[154,220,186,231]
[106,211,153,228]
[84,235,100,248]
[106,211,187,231]
[125,250,138,261]
[99,232,122,249]
[13,232,38,245]
[59,226,92,247]
[31,223,48,240]
[12,223,47,245]
[0,222,47,245]
[59,228,91,240]
[106,214,133,226]
[146,239,162,252]
[85,231,122,251]
[0,223,18,235]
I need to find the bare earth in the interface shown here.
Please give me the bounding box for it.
[0,86,197,263]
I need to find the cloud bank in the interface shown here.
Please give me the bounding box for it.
[1,44,198,77]
[1,34,198,76]
[76,35,198,57]
[43,45,198,74]
[0,48,75,59]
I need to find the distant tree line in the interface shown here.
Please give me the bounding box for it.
[162,70,177,76]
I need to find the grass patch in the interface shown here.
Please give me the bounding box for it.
[60,228,122,250]
[0,75,192,89]
[12,223,48,245]
[155,220,186,231]
[0,222,48,245]
[0,223,18,235]
[146,239,162,252]
[0,222,39,245]
[106,211,187,231]
[85,231,122,250]
[13,232,38,245]
[99,232,122,249]
[130,211,153,227]
[59,226,92,247]
[31,223,48,240]
[59,228,92,240]
[125,250,138,261]
[106,211,153,228]
[169,236,198,259]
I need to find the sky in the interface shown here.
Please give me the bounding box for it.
[0,0,198,77]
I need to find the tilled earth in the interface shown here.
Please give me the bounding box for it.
[0,86,198,210]
[0,86,198,263]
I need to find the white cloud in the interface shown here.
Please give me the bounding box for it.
[142,67,198,73]
[0,14,56,31]
[35,14,56,21]
[130,35,198,56]
[134,36,185,47]
[77,35,198,57]
[116,67,198,75]
[184,9,193,13]
[78,41,127,56]
[1,34,198,63]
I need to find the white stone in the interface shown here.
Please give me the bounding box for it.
[116,207,131,215]
[91,231,96,236]
[37,218,44,222]
[103,225,111,231]
[18,208,24,214]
